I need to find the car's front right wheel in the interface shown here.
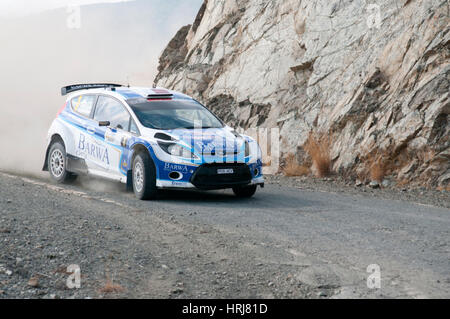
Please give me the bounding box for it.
[232,185,257,198]
[132,152,158,200]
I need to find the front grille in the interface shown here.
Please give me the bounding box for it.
[190,163,252,190]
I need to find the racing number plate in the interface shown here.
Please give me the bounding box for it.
[217,168,234,175]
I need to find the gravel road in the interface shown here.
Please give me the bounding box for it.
[0,172,449,299]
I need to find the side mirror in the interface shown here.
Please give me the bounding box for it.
[99,121,110,127]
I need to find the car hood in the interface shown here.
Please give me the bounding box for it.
[166,127,246,155]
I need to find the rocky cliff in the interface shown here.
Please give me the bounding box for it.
[154,0,450,187]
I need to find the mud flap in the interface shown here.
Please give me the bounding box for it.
[42,145,51,171]
[126,170,133,191]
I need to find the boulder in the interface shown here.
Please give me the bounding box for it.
[155,0,450,185]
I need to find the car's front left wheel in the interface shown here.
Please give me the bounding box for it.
[132,152,158,200]
[48,142,77,184]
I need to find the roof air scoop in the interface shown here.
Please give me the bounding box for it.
[147,94,173,101]
[147,88,173,100]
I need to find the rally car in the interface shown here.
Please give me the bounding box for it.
[43,84,264,200]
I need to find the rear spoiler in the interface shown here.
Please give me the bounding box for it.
[61,83,123,96]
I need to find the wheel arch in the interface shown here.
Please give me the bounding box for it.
[43,134,66,171]
[127,143,157,188]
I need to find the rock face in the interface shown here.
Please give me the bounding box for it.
[155,0,450,186]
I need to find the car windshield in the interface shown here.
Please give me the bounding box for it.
[127,98,224,130]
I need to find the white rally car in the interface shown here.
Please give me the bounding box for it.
[43,84,264,200]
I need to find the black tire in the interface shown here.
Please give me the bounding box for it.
[48,142,77,184]
[132,152,158,200]
[232,185,257,198]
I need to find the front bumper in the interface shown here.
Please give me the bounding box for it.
[155,162,264,190]
[155,177,264,189]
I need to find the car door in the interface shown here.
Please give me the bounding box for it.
[68,94,100,171]
[93,95,134,180]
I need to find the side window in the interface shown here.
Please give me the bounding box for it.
[94,96,130,131]
[130,119,139,135]
[71,95,96,117]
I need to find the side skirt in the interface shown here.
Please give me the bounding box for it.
[66,155,89,175]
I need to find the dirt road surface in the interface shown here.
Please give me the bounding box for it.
[0,172,449,299]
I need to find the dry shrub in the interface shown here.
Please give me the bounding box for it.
[282,154,310,177]
[366,152,388,182]
[98,275,125,294]
[356,170,369,185]
[437,185,450,192]
[303,132,332,178]
[262,160,272,167]
[362,146,436,186]
[360,147,401,183]
[394,151,412,169]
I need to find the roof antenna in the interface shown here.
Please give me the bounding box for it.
[126,76,130,88]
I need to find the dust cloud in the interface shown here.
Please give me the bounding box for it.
[0,0,201,178]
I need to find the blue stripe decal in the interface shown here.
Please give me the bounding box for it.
[58,115,127,176]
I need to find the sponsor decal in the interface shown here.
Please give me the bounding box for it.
[78,133,110,164]
[121,136,128,148]
[164,163,188,173]
[104,130,114,142]
[73,95,82,111]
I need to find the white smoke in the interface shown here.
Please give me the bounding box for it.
[0,0,135,17]
[0,0,202,178]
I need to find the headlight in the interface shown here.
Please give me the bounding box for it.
[158,141,198,159]
[246,139,262,162]
[168,144,192,158]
